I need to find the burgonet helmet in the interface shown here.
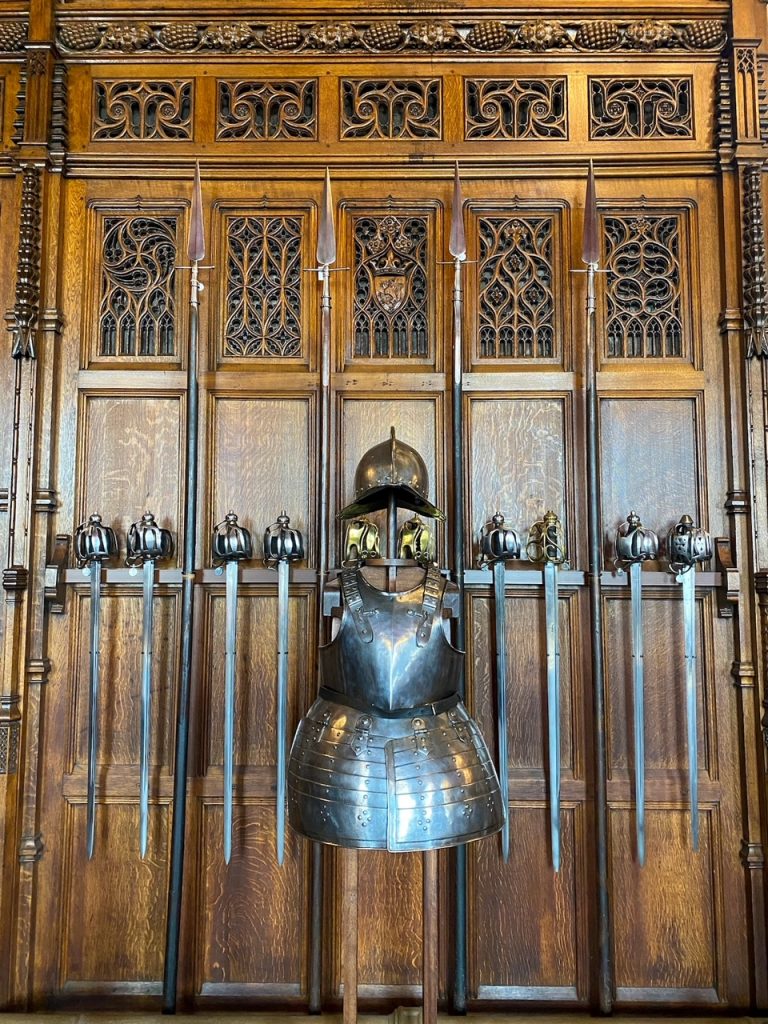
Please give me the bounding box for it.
[338,426,445,521]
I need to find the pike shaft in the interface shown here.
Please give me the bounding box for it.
[493,560,510,862]
[586,261,612,1012]
[630,561,645,866]
[276,559,290,865]
[224,559,238,864]
[683,568,699,851]
[140,558,155,858]
[544,560,560,872]
[86,564,102,860]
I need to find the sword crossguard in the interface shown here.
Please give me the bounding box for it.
[526,511,567,567]
[264,511,305,565]
[614,510,659,572]
[74,513,118,567]
[478,512,521,568]
[213,511,254,565]
[667,514,712,577]
[126,511,174,567]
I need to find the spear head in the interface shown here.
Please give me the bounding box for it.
[582,159,599,266]
[317,167,337,268]
[449,161,467,261]
[188,160,205,264]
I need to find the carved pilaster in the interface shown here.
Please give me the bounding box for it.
[49,64,68,169]
[742,164,768,358]
[735,42,764,142]
[9,166,42,360]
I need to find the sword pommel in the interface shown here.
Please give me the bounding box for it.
[479,512,521,567]
[264,511,305,564]
[127,511,174,566]
[213,511,254,564]
[75,513,118,566]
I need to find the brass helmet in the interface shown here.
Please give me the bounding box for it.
[339,426,445,521]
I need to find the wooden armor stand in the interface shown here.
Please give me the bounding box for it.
[328,556,454,1024]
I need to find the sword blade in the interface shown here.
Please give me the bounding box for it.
[493,560,510,862]
[630,561,646,866]
[682,568,699,851]
[544,560,561,872]
[87,565,102,859]
[140,559,155,858]
[224,559,239,864]
[276,558,290,866]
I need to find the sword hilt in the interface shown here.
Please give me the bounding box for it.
[126,511,174,567]
[526,510,567,567]
[74,513,118,568]
[264,511,305,566]
[213,511,254,564]
[666,514,712,577]
[614,510,659,572]
[478,512,521,568]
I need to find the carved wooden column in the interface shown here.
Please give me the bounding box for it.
[0,0,66,1006]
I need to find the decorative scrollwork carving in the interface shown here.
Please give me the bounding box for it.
[56,17,728,56]
[604,214,684,358]
[99,216,177,357]
[353,214,429,359]
[217,80,316,140]
[224,215,303,358]
[0,721,20,775]
[92,80,193,141]
[742,164,768,358]
[10,166,42,359]
[341,79,441,140]
[465,78,566,140]
[590,77,693,139]
[478,216,555,359]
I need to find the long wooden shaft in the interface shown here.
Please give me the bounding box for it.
[162,261,200,1012]
[586,263,612,1013]
[423,849,439,1024]
[342,848,358,1024]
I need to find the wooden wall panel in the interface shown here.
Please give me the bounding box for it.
[210,395,312,563]
[468,397,569,553]
[60,802,169,987]
[355,851,423,991]
[78,394,182,551]
[198,803,307,994]
[610,808,720,1000]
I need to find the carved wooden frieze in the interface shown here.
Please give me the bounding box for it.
[477,216,556,359]
[0,21,27,53]
[742,164,768,358]
[603,213,686,358]
[99,215,177,357]
[223,214,304,358]
[55,17,727,56]
[465,78,566,141]
[217,80,317,140]
[589,77,693,139]
[341,79,441,140]
[92,79,193,141]
[353,214,430,359]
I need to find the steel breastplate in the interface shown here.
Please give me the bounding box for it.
[319,565,462,713]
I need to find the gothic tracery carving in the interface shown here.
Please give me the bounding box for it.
[589,77,693,139]
[341,79,441,140]
[217,80,317,140]
[92,80,193,141]
[465,78,567,141]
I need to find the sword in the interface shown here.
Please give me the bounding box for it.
[127,512,174,858]
[527,510,566,871]
[213,512,253,865]
[667,514,712,852]
[615,511,658,866]
[479,513,521,863]
[264,512,305,865]
[74,513,117,859]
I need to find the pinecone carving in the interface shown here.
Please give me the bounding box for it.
[576,21,620,50]
[263,21,303,50]
[0,20,26,51]
[466,21,511,51]
[58,21,99,51]
[158,23,200,51]
[683,20,725,50]
[363,22,404,50]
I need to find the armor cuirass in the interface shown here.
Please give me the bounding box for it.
[287,565,505,852]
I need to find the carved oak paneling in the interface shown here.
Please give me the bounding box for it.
[465,78,567,141]
[341,79,441,140]
[98,215,177,357]
[217,80,317,141]
[92,79,193,141]
[223,215,304,358]
[602,212,688,359]
[589,77,693,139]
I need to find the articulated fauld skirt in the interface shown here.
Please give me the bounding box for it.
[287,692,505,852]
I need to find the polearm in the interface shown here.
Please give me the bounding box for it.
[163,161,206,1013]
[448,162,469,1013]
[309,166,337,1011]
[581,160,613,1013]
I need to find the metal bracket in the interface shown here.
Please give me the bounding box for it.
[715,537,739,618]
[44,533,70,613]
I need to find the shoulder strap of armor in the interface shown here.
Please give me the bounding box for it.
[415,565,443,647]
[341,568,374,643]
